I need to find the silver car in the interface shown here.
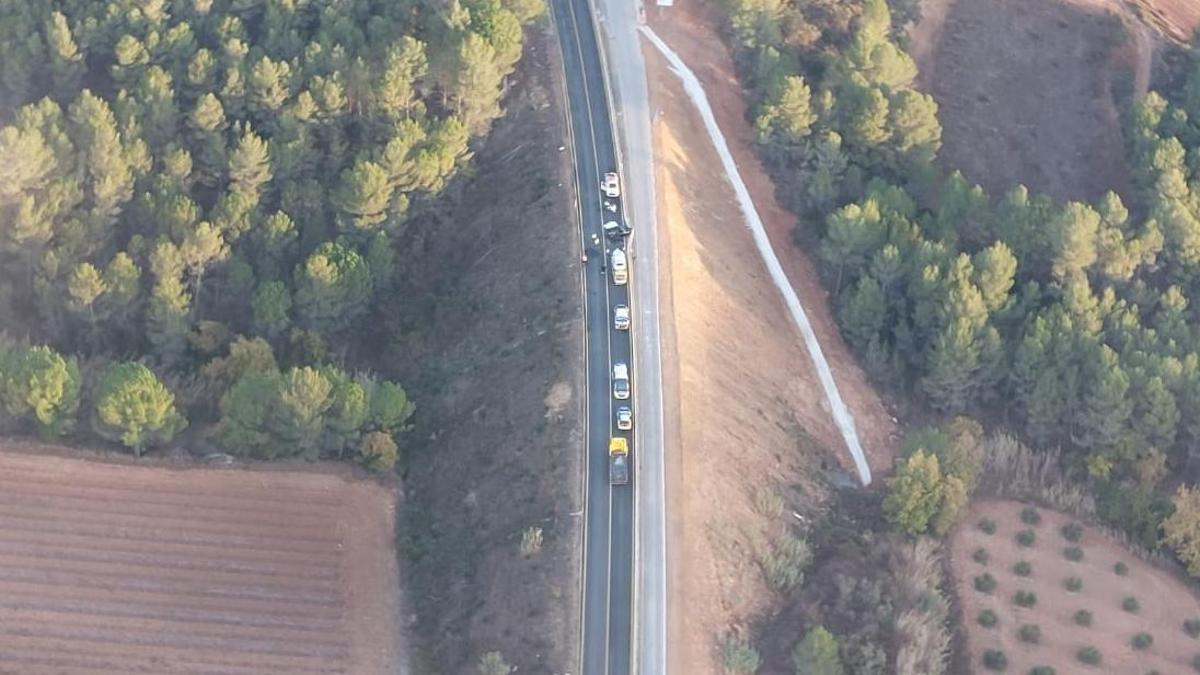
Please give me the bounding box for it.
[616,405,633,430]
[614,305,630,330]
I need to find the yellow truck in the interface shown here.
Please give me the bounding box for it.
[609,436,629,485]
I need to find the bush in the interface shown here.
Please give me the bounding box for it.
[1013,590,1037,608]
[478,652,512,675]
[979,518,997,534]
[1114,561,1129,576]
[719,636,760,674]
[974,573,997,593]
[519,526,544,557]
[1063,576,1083,592]
[1123,596,1140,613]
[973,547,990,564]
[1013,560,1032,577]
[1064,546,1084,561]
[1061,522,1084,542]
[1018,624,1041,644]
[1186,619,1200,638]
[1076,646,1102,666]
[1029,668,1055,675]
[1074,609,1093,626]
[1132,632,1153,650]
[982,649,1008,671]
[1021,506,1042,525]
[978,609,999,627]
[1016,529,1036,547]
[761,533,811,591]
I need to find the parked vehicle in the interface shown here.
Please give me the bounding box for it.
[609,436,629,484]
[611,248,628,285]
[613,362,630,400]
[601,172,621,198]
[614,304,630,330]
[616,405,633,430]
[603,220,630,240]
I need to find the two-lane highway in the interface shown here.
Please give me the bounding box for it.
[552,0,637,672]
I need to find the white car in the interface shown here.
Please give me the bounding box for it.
[601,172,620,198]
[614,305,630,330]
[616,405,633,430]
[613,362,630,400]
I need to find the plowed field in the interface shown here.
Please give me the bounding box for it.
[0,448,400,674]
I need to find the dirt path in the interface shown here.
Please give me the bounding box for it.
[643,3,897,672]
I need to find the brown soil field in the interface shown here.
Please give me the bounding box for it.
[0,444,401,675]
[912,0,1147,204]
[644,3,898,672]
[376,25,583,675]
[952,498,1200,674]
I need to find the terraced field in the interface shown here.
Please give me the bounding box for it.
[0,448,400,674]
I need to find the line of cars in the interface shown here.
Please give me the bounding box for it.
[601,172,634,486]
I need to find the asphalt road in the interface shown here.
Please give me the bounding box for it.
[551,0,636,672]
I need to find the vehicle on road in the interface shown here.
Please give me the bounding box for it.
[603,220,630,240]
[616,405,633,430]
[602,172,621,198]
[609,436,629,484]
[611,248,628,285]
[614,304,630,330]
[613,362,630,400]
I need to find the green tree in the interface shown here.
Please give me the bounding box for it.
[45,11,84,99]
[228,127,273,203]
[1,346,80,437]
[252,280,293,337]
[1164,485,1200,576]
[792,625,844,675]
[375,37,427,120]
[971,241,1017,313]
[887,89,940,166]
[1050,202,1101,281]
[366,380,416,436]
[453,33,504,131]
[294,241,373,333]
[359,430,399,471]
[838,275,885,352]
[335,160,394,233]
[884,449,965,536]
[756,75,815,143]
[94,362,187,455]
[69,90,134,224]
[248,56,291,120]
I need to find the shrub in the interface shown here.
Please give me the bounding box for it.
[1132,632,1153,650]
[978,609,999,627]
[1113,561,1129,576]
[520,526,543,557]
[1186,619,1200,638]
[1029,668,1055,675]
[719,636,760,674]
[1074,609,1093,626]
[1061,522,1084,542]
[982,649,1008,671]
[1018,624,1041,644]
[1021,506,1042,525]
[761,533,811,591]
[1016,529,1036,547]
[979,518,997,534]
[974,573,997,593]
[973,547,990,564]
[478,652,512,675]
[1076,646,1102,666]
[1123,596,1140,613]
[1013,561,1032,577]
[1064,546,1084,561]
[1013,590,1036,608]
[1063,576,1082,592]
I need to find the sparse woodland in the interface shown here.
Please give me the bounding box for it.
[0,0,542,466]
[716,0,1200,670]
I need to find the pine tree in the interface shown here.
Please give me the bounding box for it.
[228,127,273,204]
[335,160,394,233]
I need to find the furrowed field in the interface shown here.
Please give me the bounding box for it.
[0,446,400,674]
